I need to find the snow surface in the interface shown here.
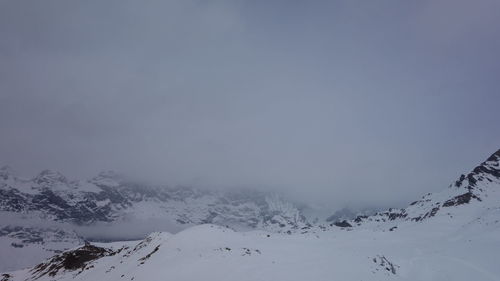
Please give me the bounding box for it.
[5,214,500,281]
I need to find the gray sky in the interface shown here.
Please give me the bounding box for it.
[0,0,499,207]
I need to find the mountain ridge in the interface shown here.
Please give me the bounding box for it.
[333,149,500,229]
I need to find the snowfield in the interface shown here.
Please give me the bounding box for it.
[4,216,500,281]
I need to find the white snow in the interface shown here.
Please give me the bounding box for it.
[5,215,500,281]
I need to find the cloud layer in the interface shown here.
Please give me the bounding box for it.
[1,0,499,207]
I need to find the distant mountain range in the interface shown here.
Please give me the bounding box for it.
[0,168,308,229]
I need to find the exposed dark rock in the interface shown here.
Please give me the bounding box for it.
[422,207,440,219]
[372,255,398,275]
[454,149,500,189]
[442,192,481,207]
[10,242,23,248]
[455,174,466,187]
[138,245,160,263]
[333,220,352,228]
[30,244,115,278]
[354,215,368,223]
[387,211,407,221]
[62,245,112,270]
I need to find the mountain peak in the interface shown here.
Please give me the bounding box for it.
[90,170,122,187]
[33,169,68,186]
[454,149,500,189]
[484,149,500,166]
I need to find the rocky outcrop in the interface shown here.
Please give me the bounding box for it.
[29,243,116,279]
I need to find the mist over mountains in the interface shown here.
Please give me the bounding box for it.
[1,0,499,213]
[1,148,499,280]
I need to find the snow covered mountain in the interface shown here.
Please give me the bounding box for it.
[341,148,500,230]
[0,168,309,271]
[3,148,499,281]
[0,168,307,230]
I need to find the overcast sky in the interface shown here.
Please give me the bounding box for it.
[0,0,499,207]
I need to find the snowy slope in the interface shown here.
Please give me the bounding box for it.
[5,219,500,281]
[3,149,500,281]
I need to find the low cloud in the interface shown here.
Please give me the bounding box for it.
[0,212,185,241]
[0,0,499,208]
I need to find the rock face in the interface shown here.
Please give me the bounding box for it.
[332,220,352,228]
[28,243,116,279]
